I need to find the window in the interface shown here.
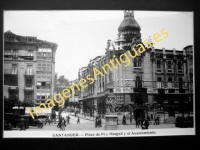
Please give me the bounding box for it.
[41,96,46,99]
[157,60,161,69]
[38,48,52,57]
[13,50,18,56]
[134,58,141,68]
[12,64,17,74]
[28,50,33,56]
[178,61,182,70]
[134,60,137,67]
[38,52,42,56]
[27,65,33,70]
[5,50,11,55]
[157,77,162,88]
[135,76,142,88]
[179,78,183,89]
[46,52,52,57]
[25,93,33,100]
[41,82,46,86]
[26,79,32,85]
[168,78,173,88]
[138,59,141,67]
[168,61,171,69]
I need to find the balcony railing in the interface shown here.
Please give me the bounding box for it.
[8,86,18,90]
[24,85,34,90]
[25,70,34,76]
[4,69,18,74]
[141,81,190,89]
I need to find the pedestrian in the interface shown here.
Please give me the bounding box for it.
[117,117,119,125]
[95,117,98,128]
[122,115,126,125]
[154,116,157,125]
[77,116,80,124]
[68,115,70,124]
[97,117,100,127]
[176,116,180,128]
[130,115,133,124]
[63,117,66,127]
[99,117,102,127]
[20,117,25,131]
[57,117,62,128]
[136,118,138,128]
[147,115,150,124]
[140,118,144,127]
[66,116,69,124]
[157,116,160,125]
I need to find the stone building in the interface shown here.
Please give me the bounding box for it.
[4,30,58,114]
[78,11,193,120]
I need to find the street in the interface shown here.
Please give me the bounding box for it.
[25,113,176,131]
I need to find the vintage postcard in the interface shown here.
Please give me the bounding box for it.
[3,10,195,138]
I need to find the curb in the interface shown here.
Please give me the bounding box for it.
[69,114,175,125]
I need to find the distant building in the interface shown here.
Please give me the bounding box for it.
[4,30,58,114]
[78,11,193,120]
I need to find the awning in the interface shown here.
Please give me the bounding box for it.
[13,106,24,109]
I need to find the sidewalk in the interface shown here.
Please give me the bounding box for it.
[71,113,175,125]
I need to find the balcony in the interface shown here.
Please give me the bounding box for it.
[4,69,18,75]
[25,70,34,77]
[8,86,18,91]
[153,81,188,89]
[24,85,34,91]
[133,88,147,93]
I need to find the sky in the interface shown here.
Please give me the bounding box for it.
[4,11,193,81]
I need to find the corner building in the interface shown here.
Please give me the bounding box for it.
[78,11,193,121]
[4,31,58,114]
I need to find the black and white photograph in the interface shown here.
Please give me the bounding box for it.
[3,10,194,138]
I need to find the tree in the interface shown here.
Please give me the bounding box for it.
[4,94,19,113]
[57,75,69,85]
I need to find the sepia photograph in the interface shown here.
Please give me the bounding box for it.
[3,10,194,138]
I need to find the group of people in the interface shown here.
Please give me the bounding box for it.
[95,117,102,128]
[57,115,71,128]
[135,118,149,129]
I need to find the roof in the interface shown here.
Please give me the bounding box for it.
[4,30,58,47]
[118,11,141,32]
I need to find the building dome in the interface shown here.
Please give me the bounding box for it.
[118,10,141,32]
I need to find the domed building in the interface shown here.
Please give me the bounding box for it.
[78,11,193,124]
